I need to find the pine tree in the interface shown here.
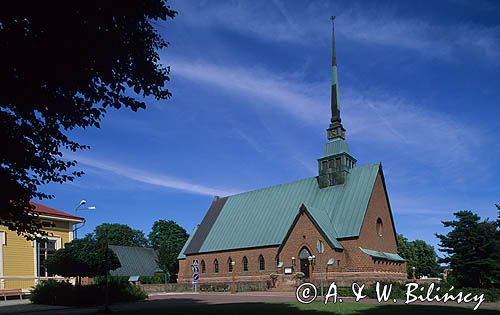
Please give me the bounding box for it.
[436,209,500,288]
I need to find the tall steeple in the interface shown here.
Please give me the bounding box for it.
[318,17,356,188]
[327,16,346,141]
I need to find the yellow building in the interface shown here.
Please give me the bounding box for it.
[0,202,84,291]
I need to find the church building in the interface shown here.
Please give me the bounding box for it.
[178,20,406,288]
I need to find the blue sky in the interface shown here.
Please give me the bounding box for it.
[43,0,500,252]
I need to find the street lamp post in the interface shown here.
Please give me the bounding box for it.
[231,261,236,294]
[412,266,416,280]
[73,200,96,239]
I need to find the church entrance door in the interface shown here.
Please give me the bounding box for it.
[299,247,311,279]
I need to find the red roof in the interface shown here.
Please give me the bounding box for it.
[30,202,85,221]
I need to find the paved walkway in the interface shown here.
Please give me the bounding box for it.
[0,292,498,314]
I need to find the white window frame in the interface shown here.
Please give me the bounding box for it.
[34,236,62,278]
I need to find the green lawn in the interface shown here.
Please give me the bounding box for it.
[115,301,499,315]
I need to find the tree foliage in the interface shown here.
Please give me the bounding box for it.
[149,220,188,249]
[149,220,188,282]
[436,209,500,288]
[46,238,120,278]
[496,203,500,227]
[87,223,148,247]
[0,1,176,238]
[397,234,441,278]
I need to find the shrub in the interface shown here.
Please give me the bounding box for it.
[140,274,167,284]
[94,274,167,285]
[30,280,74,305]
[93,275,129,286]
[294,272,305,279]
[270,273,279,280]
[30,279,148,306]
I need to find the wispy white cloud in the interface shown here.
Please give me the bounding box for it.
[68,155,240,197]
[339,11,500,62]
[169,57,484,168]
[342,89,483,166]
[170,58,326,124]
[176,0,500,62]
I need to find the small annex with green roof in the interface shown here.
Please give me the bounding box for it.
[177,19,406,286]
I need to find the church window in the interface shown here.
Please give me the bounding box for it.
[335,157,341,170]
[201,260,206,273]
[328,159,334,168]
[321,160,327,170]
[258,255,265,271]
[376,218,383,237]
[243,256,249,271]
[228,257,233,272]
[214,259,219,273]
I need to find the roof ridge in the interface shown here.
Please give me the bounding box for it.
[225,163,381,199]
[226,176,316,198]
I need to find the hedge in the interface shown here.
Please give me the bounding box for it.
[30,279,147,306]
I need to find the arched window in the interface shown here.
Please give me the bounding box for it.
[242,256,249,271]
[214,259,219,273]
[258,255,265,271]
[228,257,233,272]
[376,218,383,237]
[201,260,206,273]
[299,247,311,260]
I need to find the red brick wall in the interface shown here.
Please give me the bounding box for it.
[278,210,343,274]
[178,246,279,284]
[339,171,406,274]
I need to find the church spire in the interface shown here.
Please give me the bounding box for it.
[318,17,356,188]
[327,16,346,141]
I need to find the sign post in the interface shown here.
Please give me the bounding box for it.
[192,259,199,293]
[316,240,325,302]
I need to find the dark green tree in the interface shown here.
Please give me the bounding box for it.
[46,238,120,279]
[397,234,441,278]
[0,1,176,238]
[496,204,500,227]
[149,220,188,282]
[88,223,148,247]
[436,210,500,288]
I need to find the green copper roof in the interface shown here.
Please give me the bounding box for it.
[177,225,197,259]
[320,138,351,159]
[181,163,381,255]
[109,245,160,277]
[359,247,406,262]
[303,204,343,249]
